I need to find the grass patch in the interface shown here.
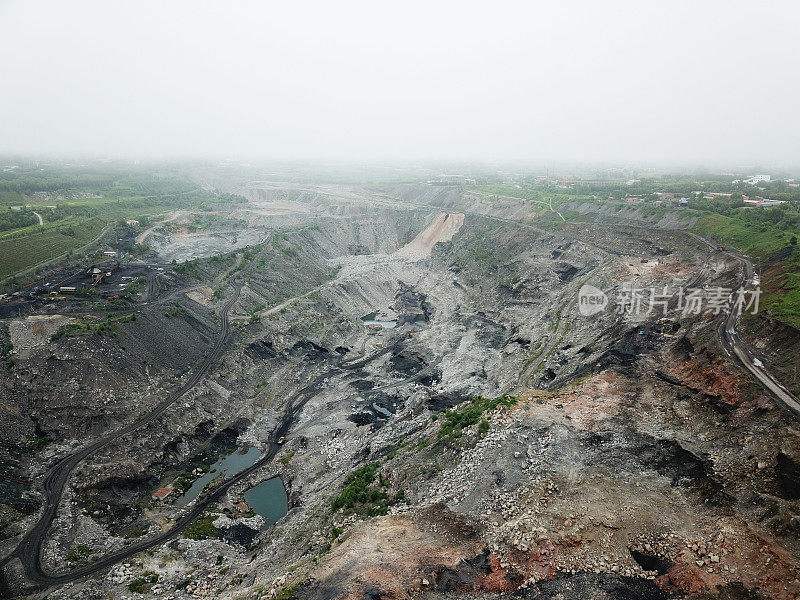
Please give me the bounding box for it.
[0,217,105,280]
[692,213,795,259]
[436,395,518,442]
[331,462,403,517]
[128,571,159,594]
[280,449,296,465]
[164,303,186,318]
[760,249,800,329]
[50,313,136,341]
[182,513,219,540]
[66,543,91,563]
[274,585,297,600]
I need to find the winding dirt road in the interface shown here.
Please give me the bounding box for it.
[1,281,243,589]
[0,279,408,595]
[707,242,800,418]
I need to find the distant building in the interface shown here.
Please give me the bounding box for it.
[575,180,626,186]
[438,174,465,184]
[126,219,140,226]
[744,174,771,185]
[90,267,105,283]
[88,262,115,283]
[103,250,117,257]
[152,487,173,501]
[743,197,785,207]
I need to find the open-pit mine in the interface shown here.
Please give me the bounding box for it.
[2,182,800,600]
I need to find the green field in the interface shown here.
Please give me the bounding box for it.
[0,217,106,280]
[691,213,798,260]
[0,162,249,282]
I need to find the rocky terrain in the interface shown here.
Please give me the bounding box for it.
[1,183,800,600]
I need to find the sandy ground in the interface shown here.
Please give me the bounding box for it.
[9,314,72,359]
[185,286,214,307]
[393,213,464,260]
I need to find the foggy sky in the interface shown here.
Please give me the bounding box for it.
[1,1,799,164]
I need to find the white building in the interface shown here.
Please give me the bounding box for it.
[744,174,771,185]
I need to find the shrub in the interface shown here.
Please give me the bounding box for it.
[437,395,517,441]
[331,462,398,516]
[128,572,158,594]
[183,513,219,540]
[66,543,91,563]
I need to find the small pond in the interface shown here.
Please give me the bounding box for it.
[175,446,261,506]
[361,312,397,329]
[244,477,288,527]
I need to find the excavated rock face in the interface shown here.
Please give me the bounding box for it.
[775,452,800,500]
[516,573,669,600]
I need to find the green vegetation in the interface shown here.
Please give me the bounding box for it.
[436,395,518,442]
[330,462,402,517]
[22,434,51,454]
[66,543,91,563]
[0,217,105,280]
[271,234,299,258]
[0,162,249,281]
[692,213,798,259]
[51,313,136,341]
[274,585,297,600]
[386,438,407,460]
[0,208,40,232]
[2,341,14,369]
[182,513,219,540]
[119,523,150,538]
[164,303,186,318]
[174,258,201,275]
[280,449,296,465]
[687,199,800,327]
[128,571,158,593]
[172,473,195,494]
[761,250,800,328]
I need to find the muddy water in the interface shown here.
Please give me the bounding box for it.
[244,477,288,527]
[361,313,397,329]
[175,446,261,506]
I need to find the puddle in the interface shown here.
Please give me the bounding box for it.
[244,477,288,527]
[175,446,261,506]
[362,312,397,329]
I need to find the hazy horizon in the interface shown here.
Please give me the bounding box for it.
[1,1,799,165]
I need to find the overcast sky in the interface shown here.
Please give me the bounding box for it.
[1,1,798,164]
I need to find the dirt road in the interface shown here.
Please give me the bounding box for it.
[1,280,243,588]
